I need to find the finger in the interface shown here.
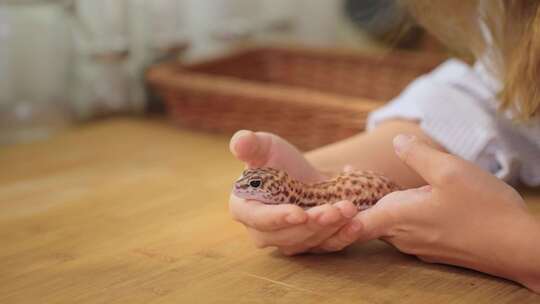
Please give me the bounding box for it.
[316,207,386,251]
[284,223,346,255]
[229,194,307,231]
[348,188,430,242]
[316,192,412,251]
[308,203,343,226]
[393,134,458,186]
[247,225,314,249]
[229,130,272,168]
[246,217,330,249]
[279,214,352,255]
[364,187,432,254]
[334,200,358,219]
[249,204,347,250]
[315,219,365,252]
[278,203,356,254]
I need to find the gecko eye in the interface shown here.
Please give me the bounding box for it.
[249,180,262,188]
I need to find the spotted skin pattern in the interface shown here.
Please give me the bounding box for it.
[233,167,401,210]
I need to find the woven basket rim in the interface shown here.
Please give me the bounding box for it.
[147,64,382,112]
[186,45,447,69]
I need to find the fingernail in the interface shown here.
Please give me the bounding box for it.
[231,130,249,143]
[286,213,306,224]
[420,185,433,192]
[393,134,414,155]
[346,221,363,235]
[231,130,255,152]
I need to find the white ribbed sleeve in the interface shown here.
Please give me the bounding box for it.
[367,59,540,186]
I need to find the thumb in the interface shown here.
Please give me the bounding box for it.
[342,203,394,244]
[347,207,390,243]
[393,134,452,186]
[341,188,426,244]
[315,201,393,251]
[229,130,272,168]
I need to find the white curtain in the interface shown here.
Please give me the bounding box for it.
[2,0,343,119]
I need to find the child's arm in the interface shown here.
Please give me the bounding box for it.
[306,120,445,188]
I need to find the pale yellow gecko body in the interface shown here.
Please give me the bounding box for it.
[233,167,401,210]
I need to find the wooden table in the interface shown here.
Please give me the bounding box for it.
[1,118,539,303]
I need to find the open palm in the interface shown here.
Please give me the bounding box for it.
[229,130,358,256]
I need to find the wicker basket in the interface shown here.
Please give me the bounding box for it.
[146,46,445,151]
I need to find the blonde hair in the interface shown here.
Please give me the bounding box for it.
[403,0,540,120]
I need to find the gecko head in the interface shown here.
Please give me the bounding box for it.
[233,167,286,204]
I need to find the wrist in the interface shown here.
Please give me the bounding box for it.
[458,211,540,292]
[482,212,540,292]
[511,216,540,292]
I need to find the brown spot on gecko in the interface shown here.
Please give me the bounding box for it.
[298,202,318,208]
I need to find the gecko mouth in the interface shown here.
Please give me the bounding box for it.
[232,186,255,197]
[232,186,244,196]
[232,187,278,205]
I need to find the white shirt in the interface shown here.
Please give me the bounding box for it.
[367,59,540,187]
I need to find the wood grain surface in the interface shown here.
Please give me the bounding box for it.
[1,118,539,303]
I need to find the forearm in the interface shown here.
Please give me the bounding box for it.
[305,120,445,189]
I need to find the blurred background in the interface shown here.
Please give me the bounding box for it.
[0,0,443,146]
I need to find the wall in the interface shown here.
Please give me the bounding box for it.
[1,0,357,119]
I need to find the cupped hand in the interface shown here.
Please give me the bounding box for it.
[313,135,534,270]
[228,130,358,255]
